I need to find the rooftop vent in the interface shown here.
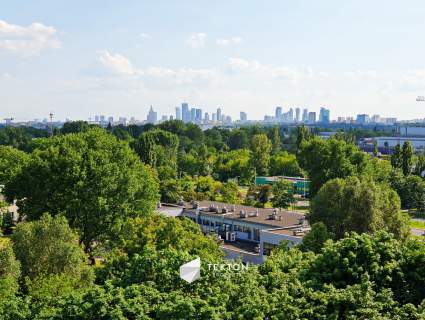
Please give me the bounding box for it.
[239,210,247,218]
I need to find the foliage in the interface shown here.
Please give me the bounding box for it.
[269,151,303,177]
[5,128,160,249]
[309,176,409,239]
[271,179,295,209]
[402,141,414,175]
[250,133,272,176]
[300,222,334,253]
[0,146,30,186]
[298,137,372,196]
[12,214,93,283]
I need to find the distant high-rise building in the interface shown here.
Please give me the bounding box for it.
[240,111,247,121]
[108,116,114,124]
[302,108,308,122]
[288,108,294,122]
[225,115,232,123]
[308,112,316,124]
[212,113,217,122]
[190,108,196,122]
[356,114,370,124]
[175,107,182,120]
[161,115,168,122]
[147,105,158,124]
[195,108,202,123]
[319,107,330,123]
[181,103,190,122]
[371,114,381,123]
[100,115,105,123]
[118,117,127,125]
[275,106,282,120]
[204,112,210,122]
[169,115,174,120]
[295,108,301,122]
[95,115,100,122]
[216,108,222,122]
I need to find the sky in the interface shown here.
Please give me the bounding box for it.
[1,0,425,121]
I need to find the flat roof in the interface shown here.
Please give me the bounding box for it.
[264,227,310,238]
[184,201,307,228]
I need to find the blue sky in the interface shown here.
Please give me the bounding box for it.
[1,0,425,121]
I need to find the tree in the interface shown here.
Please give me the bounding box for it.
[309,176,409,239]
[298,137,370,196]
[61,121,91,135]
[271,179,295,209]
[250,134,272,176]
[227,129,249,150]
[269,151,303,177]
[5,128,160,250]
[269,126,281,154]
[12,214,93,282]
[394,175,425,211]
[220,181,240,204]
[402,141,414,175]
[0,146,29,186]
[391,144,402,169]
[299,222,334,253]
[295,125,310,152]
[0,127,33,151]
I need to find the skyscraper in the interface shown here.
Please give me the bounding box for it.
[175,107,182,120]
[295,108,301,122]
[356,114,370,124]
[204,112,210,122]
[147,105,157,124]
[190,108,196,122]
[308,112,316,124]
[275,106,282,120]
[216,108,222,122]
[182,103,189,123]
[240,111,247,121]
[302,108,308,122]
[195,108,202,123]
[288,108,294,122]
[319,107,330,123]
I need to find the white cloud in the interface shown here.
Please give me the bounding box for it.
[98,51,140,76]
[227,57,261,73]
[0,20,60,55]
[145,67,215,87]
[216,37,243,46]
[346,70,379,80]
[140,33,152,40]
[186,33,206,48]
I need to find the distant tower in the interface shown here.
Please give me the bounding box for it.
[175,107,182,120]
[216,108,222,122]
[49,112,54,136]
[302,108,308,122]
[147,105,158,124]
[295,108,301,122]
[240,112,247,122]
[275,106,282,120]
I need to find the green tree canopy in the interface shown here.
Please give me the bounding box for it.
[5,128,159,249]
[309,176,409,239]
[250,134,272,176]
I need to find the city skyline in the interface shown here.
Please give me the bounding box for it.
[2,1,425,120]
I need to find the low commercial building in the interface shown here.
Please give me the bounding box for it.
[159,201,309,264]
[375,136,425,151]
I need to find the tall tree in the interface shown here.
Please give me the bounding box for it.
[269,126,281,154]
[12,214,92,282]
[271,179,295,209]
[5,128,159,249]
[401,141,414,175]
[309,176,409,239]
[391,144,402,169]
[250,134,272,176]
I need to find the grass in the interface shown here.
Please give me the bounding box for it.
[409,219,425,230]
